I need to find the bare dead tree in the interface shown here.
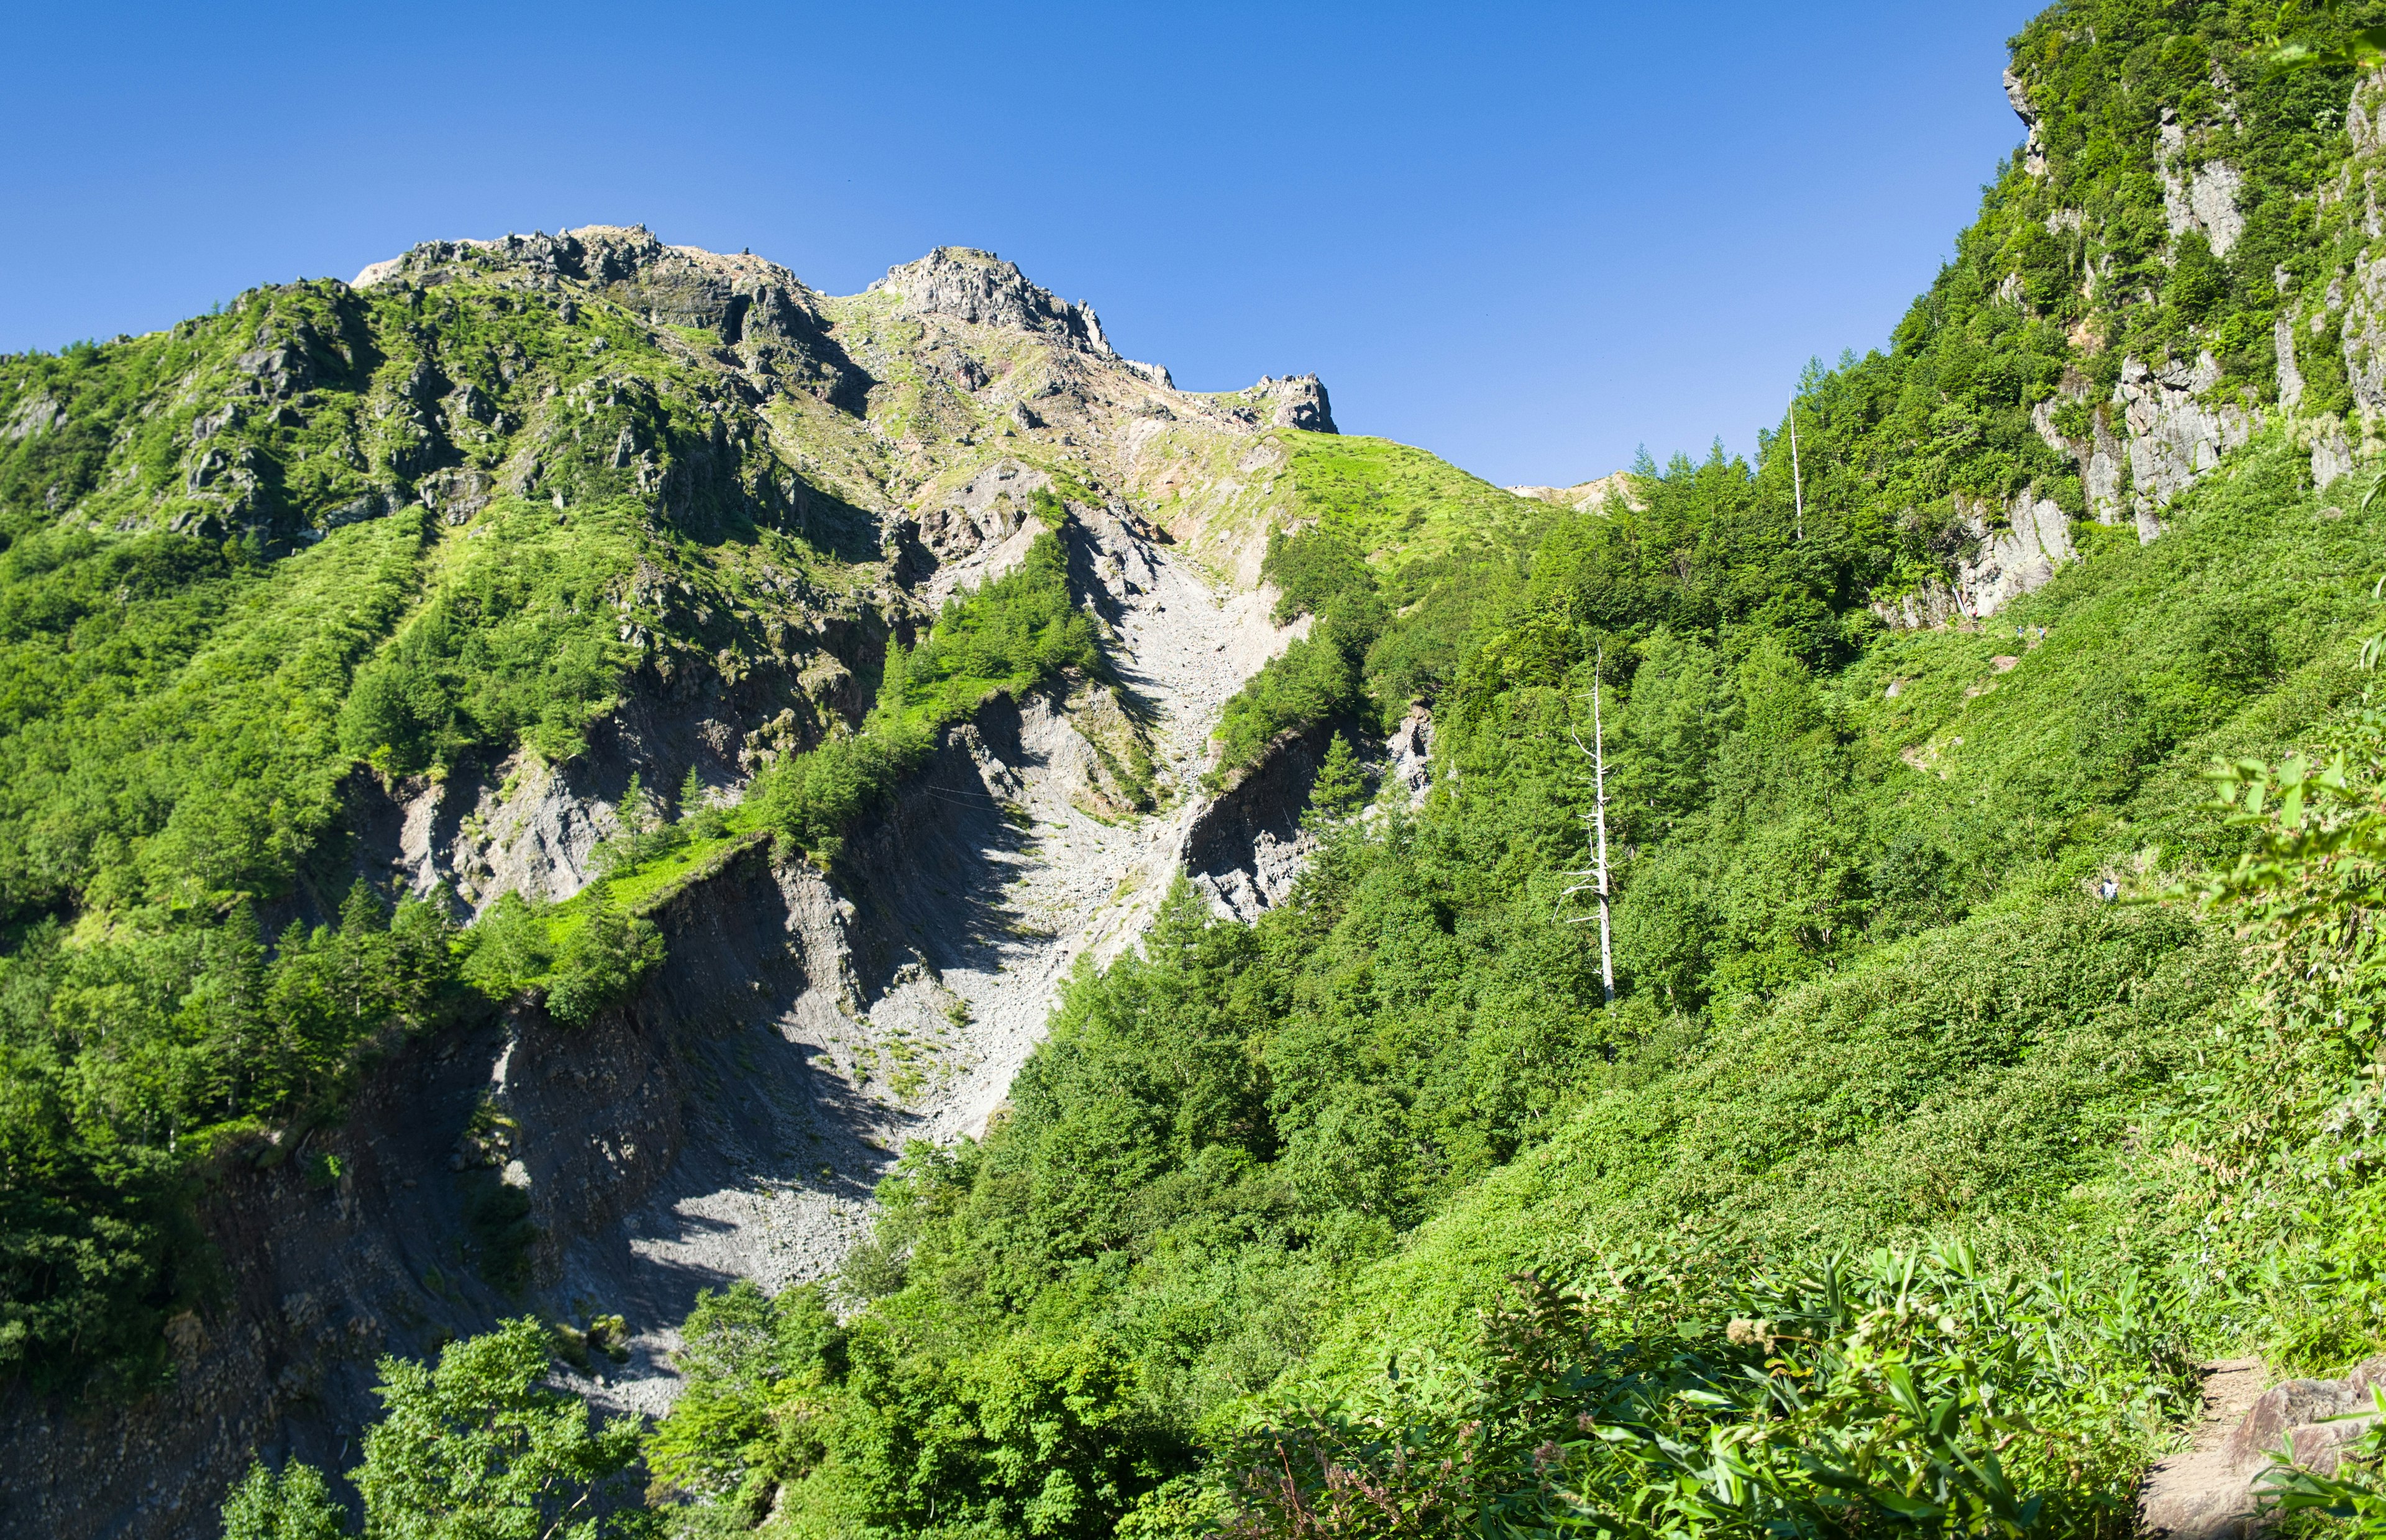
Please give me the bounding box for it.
[1563,650,1616,1003]
[1789,406,1807,544]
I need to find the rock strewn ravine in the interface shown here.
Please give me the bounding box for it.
[0,224,1374,1539]
[554,502,1308,1419]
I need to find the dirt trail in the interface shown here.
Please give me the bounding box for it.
[565,513,1296,1415]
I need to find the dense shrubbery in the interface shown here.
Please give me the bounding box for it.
[222,1317,646,1540]
[0,879,462,1392]
[1236,1246,2192,1539]
[0,181,1166,1424]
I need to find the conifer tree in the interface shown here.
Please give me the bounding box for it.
[1307,732,1369,824]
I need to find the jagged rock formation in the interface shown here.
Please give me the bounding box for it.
[2006,62,2386,556]
[2158,103,2247,258]
[1250,372,1337,432]
[871,247,1116,357]
[1873,490,2077,629]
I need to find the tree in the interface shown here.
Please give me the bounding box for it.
[352,1317,642,1540]
[1304,732,1369,828]
[612,773,657,867]
[460,891,555,1003]
[221,1460,350,1540]
[675,765,725,840]
[544,896,663,1026]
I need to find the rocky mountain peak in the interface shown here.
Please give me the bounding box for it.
[1250,373,1335,434]
[871,247,1115,356]
[353,224,832,344]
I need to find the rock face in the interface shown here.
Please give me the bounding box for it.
[2005,65,2049,178]
[1873,491,2076,630]
[2159,107,2246,258]
[2141,1355,2386,1539]
[1183,709,1434,920]
[872,247,1114,355]
[1251,372,1337,433]
[2028,350,2258,540]
[1998,66,2283,542]
[358,224,870,412]
[2116,352,2259,536]
[1955,493,2075,617]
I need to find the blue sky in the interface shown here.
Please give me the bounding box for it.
[0,1,2037,488]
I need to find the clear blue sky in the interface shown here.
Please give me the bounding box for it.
[0,1,2038,488]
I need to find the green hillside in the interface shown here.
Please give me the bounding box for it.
[10,0,2378,1534]
[583,6,2386,1540]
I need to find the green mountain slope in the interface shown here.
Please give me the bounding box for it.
[582,7,2386,1540]
[1,229,1552,1423]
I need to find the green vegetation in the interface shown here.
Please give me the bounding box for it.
[48,2,2386,1534]
[611,449,2386,1534]
[1277,434,1543,573]
[749,530,1105,863]
[602,9,2386,1537]
[222,1316,645,1540]
[0,203,1127,1401]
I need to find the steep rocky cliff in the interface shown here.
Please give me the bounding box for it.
[1867,44,2386,627]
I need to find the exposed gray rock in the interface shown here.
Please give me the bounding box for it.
[2004,66,2048,178]
[1871,578,1964,632]
[872,247,1115,356]
[3,392,65,440]
[320,491,390,531]
[2117,352,2259,534]
[2032,371,2180,530]
[2277,311,2306,410]
[2313,419,2357,488]
[353,226,869,412]
[2160,109,2246,257]
[1382,706,1434,812]
[418,465,495,524]
[2141,1355,2386,1539]
[1955,493,2075,617]
[1870,493,2075,631]
[1253,372,1337,433]
[908,458,1048,586]
[2343,251,2386,421]
[1185,725,1328,921]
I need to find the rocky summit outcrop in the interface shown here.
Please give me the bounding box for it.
[1251,372,1337,433]
[1509,471,1640,512]
[358,224,870,413]
[872,247,1115,355]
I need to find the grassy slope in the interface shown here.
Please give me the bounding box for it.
[1297,434,2376,1387]
[1280,431,1548,573]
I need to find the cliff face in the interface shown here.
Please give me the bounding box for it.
[1863,28,2386,630]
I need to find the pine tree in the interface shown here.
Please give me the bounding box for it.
[616,772,656,864]
[1307,732,1369,825]
[680,764,729,839]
